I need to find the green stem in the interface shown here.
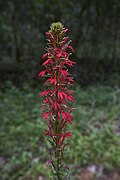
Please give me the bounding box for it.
[55,65,62,180]
[56,146,62,180]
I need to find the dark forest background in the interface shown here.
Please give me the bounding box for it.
[0,0,120,87]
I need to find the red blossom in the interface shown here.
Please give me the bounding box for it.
[42,53,48,59]
[56,50,62,59]
[61,112,72,123]
[43,98,50,104]
[44,130,51,136]
[38,70,46,77]
[42,59,53,66]
[40,90,49,97]
[46,78,57,86]
[68,45,75,52]
[58,91,68,100]
[50,101,60,110]
[61,70,70,77]
[58,132,72,145]
[64,59,76,67]
[41,112,49,120]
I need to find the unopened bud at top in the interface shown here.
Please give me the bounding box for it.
[49,22,63,33]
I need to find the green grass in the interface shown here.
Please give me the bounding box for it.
[0,82,120,179]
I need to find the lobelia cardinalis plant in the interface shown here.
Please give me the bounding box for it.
[38,22,75,179]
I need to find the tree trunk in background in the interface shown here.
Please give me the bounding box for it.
[74,0,91,49]
[11,1,21,63]
[112,0,117,71]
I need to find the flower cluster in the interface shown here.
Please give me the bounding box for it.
[38,22,75,179]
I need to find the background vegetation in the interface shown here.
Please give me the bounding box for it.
[0,0,120,179]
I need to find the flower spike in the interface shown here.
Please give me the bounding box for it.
[38,22,75,179]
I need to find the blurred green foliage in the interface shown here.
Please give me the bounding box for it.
[0,83,120,179]
[0,0,120,86]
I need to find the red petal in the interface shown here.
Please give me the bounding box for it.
[40,90,49,97]
[64,132,72,138]
[61,112,72,123]
[61,70,70,77]
[50,101,60,110]
[66,95,74,101]
[65,60,76,67]
[38,70,46,77]
[58,134,64,145]
[42,53,47,59]
[42,59,51,66]
[43,98,50,104]
[46,78,57,85]
[56,51,62,58]
[58,132,72,145]
[44,130,50,136]
[41,112,49,120]
[68,46,75,53]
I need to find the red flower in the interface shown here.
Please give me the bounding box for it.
[61,111,72,124]
[46,78,57,86]
[68,46,75,53]
[50,101,60,110]
[42,59,53,66]
[65,132,72,138]
[38,70,46,77]
[58,91,68,100]
[41,112,49,120]
[44,130,51,136]
[42,53,48,59]
[58,132,72,145]
[61,70,70,77]
[40,90,49,97]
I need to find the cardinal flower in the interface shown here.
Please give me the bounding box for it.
[38,22,75,179]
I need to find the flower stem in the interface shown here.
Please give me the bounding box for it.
[55,67,62,180]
